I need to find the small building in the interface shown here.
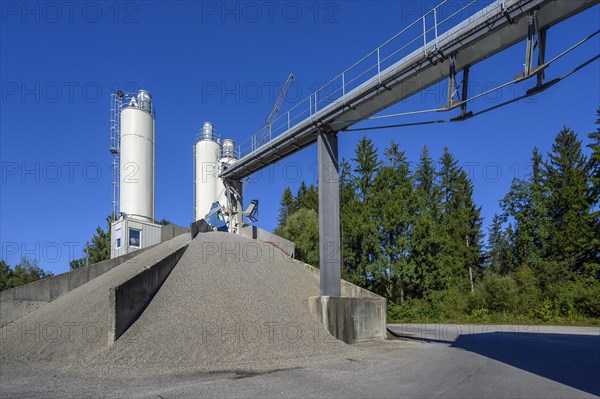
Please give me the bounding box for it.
[110,217,162,258]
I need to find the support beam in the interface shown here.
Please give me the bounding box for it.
[522,10,545,80]
[524,11,536,76]
[461,65,470,118]
[537,27,548,89]
[447,54,457,107]
[317,130,341,297]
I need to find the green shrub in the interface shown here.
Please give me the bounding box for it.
[573,281,600,318]
[480,274,519,313]
[466,289,486,314]
[548,283,576,319]
[512,264,542,314]
[535,299,553,322]
[387,300,419,322]
[425,287,468,321]
[470,308,491,322]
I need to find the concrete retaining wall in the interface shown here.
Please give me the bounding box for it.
[240,226,295,257]
[108,244,188,343]
[295,258,386,344]
[161,224,190,242]
[0,247,153,327]
[308,295,387,344]
[190,219,212,239]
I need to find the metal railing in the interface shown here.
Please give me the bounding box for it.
[235,0,508,160]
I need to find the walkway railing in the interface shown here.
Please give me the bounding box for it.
[235,0,509,159]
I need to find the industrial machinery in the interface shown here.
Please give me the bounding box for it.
[193,123,245,233]
[193,74,293,233]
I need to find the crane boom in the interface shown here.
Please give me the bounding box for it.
[256,74,294,146]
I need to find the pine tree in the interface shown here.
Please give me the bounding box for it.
[439,147,461,210]
[297,181,308,201]
[411,146,447,296]
[277,187,296,225]
[371,142,415,302]
[438,148,483,292]
[342,138,381,288]
[501,148,549,274]
[1,258,53,290]
[340,157,358,282]
[588,108,600,201]
[298,183,318,212]
[70,215,112,269]
[0,260,11,291]
[486,214,512,275]
[456,169,484,291]
[352,136,380,203]
[586,109,600,278]
[544,127,597,277]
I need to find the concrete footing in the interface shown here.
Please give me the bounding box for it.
[308,296,387,344]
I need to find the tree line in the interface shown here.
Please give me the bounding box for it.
[0,258,53,291]
[276,110,600,324]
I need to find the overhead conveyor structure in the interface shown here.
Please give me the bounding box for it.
[220,0,599,296]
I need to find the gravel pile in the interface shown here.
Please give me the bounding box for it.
[1,232,354,377]
[90,232,353,375]
[0,234,190,370]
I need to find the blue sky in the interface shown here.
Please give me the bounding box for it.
[1,1,599,274]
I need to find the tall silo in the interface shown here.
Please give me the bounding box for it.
[216,138,237,211]
[119,90,155,223]
[194,122,221,221]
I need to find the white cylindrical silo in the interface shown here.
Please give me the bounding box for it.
[120,90,155,223]
[216,138,237,210]
[194,122,221,221]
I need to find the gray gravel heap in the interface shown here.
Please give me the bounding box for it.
[91,232,353,376]
[1,232,354,377]
[0,234,190,370]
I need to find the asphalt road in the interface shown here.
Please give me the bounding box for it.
[1,324,598,398]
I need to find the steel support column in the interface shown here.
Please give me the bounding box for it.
[524,11,536,76]
[447,55,457,107]
[461,66,470,117]
[536,27,548,88]
[317,130,341,297]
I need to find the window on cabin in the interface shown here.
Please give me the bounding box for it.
[129,229,141,248]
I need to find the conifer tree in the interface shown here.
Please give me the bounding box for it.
[70,215,113,269]
[352,136,380,203]
[501,149,549,274]
[371,141,414,302]
[411,146,447,295]
[486,214,512,275]
[438,148,482,291]
[277,187,296,225]
[544,128,597,277]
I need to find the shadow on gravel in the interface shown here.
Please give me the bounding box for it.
[451,332,600,396]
